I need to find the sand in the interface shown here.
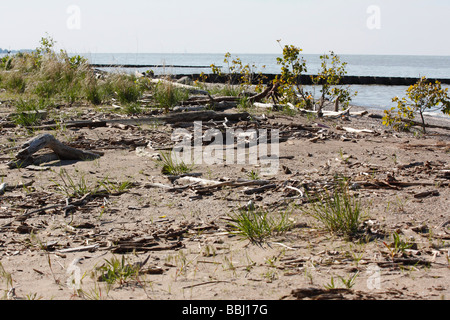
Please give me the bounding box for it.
[0,102,449,301]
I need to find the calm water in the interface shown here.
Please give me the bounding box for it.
[82,53,450,79]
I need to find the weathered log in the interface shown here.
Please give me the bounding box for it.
[8,134,102,168]
[29,111,250,131]
[157,110,250,124]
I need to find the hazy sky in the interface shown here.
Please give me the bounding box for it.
[1,0,449,55]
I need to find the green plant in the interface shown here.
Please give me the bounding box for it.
[112,74,143,104]
[11,99,43,127]
[274,43,356,114]
[383,77,450,133]
[383,232,413,259]
[83,78,104,105]
[153,81,189,112]
[0,35,148,108]
[228,207,292,243]
[275,43,309,106]
[311,52,356,115]
[53,168,98,198]
[324,276,337,289]
[246,169,260,180]
[339,272,359,289]
[53,169,132,198]
[96,255,140,285]
[301,178,365,237]
[211,52,266,92]
[157,151,193,175]
[98,177,132,195]
[237,95,253,111]
[5,73,26,93]
[0,262,13,298]
[122,102,143,115]
[0,56,13,70]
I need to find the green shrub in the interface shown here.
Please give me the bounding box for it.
[383,77,450,133]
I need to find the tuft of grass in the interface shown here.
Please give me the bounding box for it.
[122,102,143,115]
[111,74,143,104]
[98,177,133,195]
[5,73,26,93]
[0,262,13,298]
[11,99,43,127]
[53,168,98,198]
[301,179,365,237]
[228,207,293,243]
[52,169,132,198]
[153,82,189,112]
[83,78,104,105]
[157,151,193,176]
[96,256,140,286]
[237,95,253,111]
[383,232,413,260]
[0,35,147,108]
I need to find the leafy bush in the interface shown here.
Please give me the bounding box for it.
[383,77,450,133]
[275,44,309,105]
[211,52,266,93]
[311,52,356,114]
[275,43,356,114]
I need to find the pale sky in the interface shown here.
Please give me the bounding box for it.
[1,0,449,55]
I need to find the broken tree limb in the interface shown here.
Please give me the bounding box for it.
[7,133,102,168]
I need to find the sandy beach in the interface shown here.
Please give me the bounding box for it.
[0,94,449,301]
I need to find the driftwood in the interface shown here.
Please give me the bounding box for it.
[297,106,353,118]
[8,133,102,168]
[151,78,209,95]
[336,126,376,134]
[29,111,251,131]
[0,183,7,195]
[158,111,250,124]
